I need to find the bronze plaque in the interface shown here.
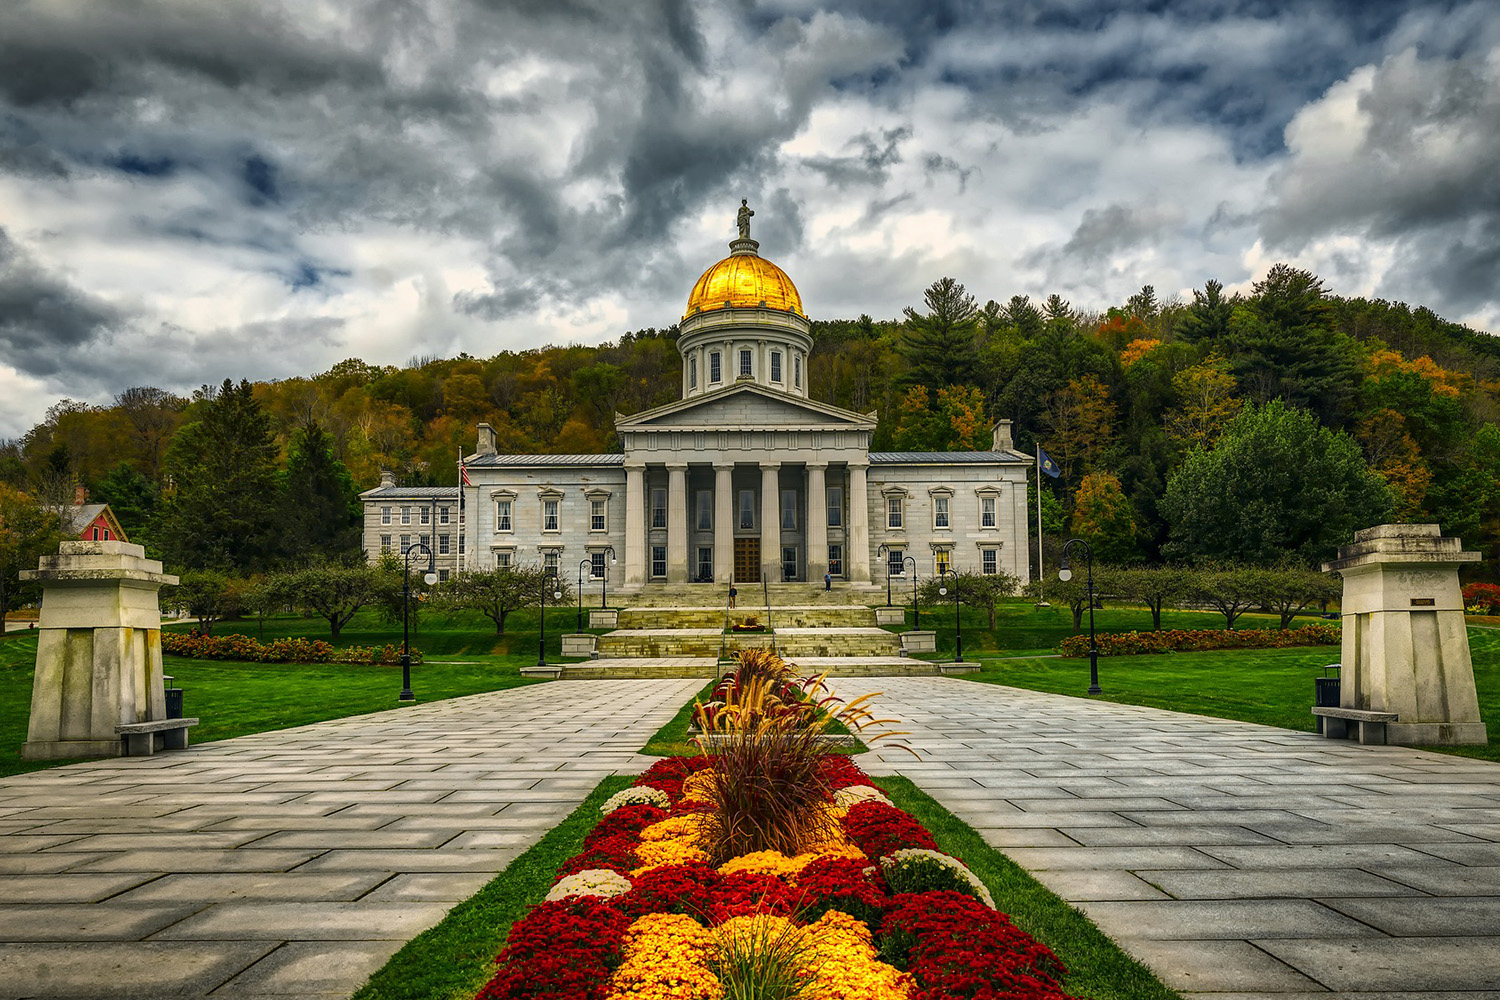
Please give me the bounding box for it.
[1411,598,1436,606]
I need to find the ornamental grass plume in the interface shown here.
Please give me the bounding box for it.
[711,913,821,1000]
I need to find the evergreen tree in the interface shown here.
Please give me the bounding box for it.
[1176,279,1234,343]
[156,379,283,572]
[93,462,158,552]
[283,422,362,560]
[902,277,979,389]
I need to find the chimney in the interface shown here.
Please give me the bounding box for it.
[74,486,88,506]
[379,469,396,488]
[476,422,498,456]
[991,419,1015,452]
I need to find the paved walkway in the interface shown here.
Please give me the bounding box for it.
[0,678,703,1000]
[837,677,1500,1000]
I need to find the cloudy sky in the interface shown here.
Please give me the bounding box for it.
[2,0,1498,437]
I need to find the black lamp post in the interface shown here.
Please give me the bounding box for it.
[600,545,616,614]
[401,541,436,702]
[902,555,918,630]
[938,568,963,663]
[576,558,591,631]
[877,543,893,607]
[1060,538,1101,694]
[538,569,562,667]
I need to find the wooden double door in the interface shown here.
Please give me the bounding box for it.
[733,538,760,583]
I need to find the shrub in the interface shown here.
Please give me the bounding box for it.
[698,721,838,864]
[1463,582,1500,615]
[1056,623,1339,657]
[881,849,994,908]
[879,891,1069,1000]
[842,801,938,860]
[476,896,632,1000]
[161,631,416,664]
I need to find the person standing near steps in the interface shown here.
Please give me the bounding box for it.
[729,585,737,609]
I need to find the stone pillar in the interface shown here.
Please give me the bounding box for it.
[666,462,688,584]
[714,464,735,584]
[623,462,646,588]
[21,541,179,760]
[848,462,871,583]
[760,462,782,583]
[1323,524,1487,745]
[806,463,828,582]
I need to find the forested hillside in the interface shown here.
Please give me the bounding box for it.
[4,264,1498,575]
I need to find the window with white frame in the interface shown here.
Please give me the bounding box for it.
[935,549,952,575]
[495,551,512,568]
[420,506,430,525]
[439,534,450,554]
[886,497,904,529]
[381,506,392,525]
[770,350,782,382]
[401,506,411,525]
[828,543,843,576]
[981,496,997,528]
[438,569,449,582]
[697,547,713,581]
[651,545,667,578]
[826,486,843,527]
[696,491,712,531]
[590,499,606,531]
[542,499,560,532]
[739,349,752,377]
[439,507,450,525]
[710,351,722,383]
[780,489,797,530]
[380,534,392,553]
[543,551,559,576]
[419,533,430,549]
[887,548,904,577]
[400,534,411,552]
[459,534,465,553]
[496,499,513,532]
[689,355,698,389]
[651,488,667,528]
[934,496,950,529]
[982,548,998,575]
[794,354,801,388]
[781,546,797,581]
[590,551,606,579]
[739,490,755,529]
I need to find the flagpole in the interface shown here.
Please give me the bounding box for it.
[1036,443,1045,605]
[457,447,465,575]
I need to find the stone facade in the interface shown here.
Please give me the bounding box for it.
[359,477,462,580]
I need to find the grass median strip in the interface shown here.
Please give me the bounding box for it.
[877,776,1182,1000]
[351,774,633,1000]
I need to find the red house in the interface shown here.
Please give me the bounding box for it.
[62,488,128,543]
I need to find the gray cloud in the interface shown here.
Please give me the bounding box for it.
[0,229,119,376]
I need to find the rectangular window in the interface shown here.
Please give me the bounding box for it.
[828,544,843,577]
[770,350,782,383]
[697,547,713,582]
[439,507,450,525]
[544,551,559,577]
[651,545,667,579]
[738,490,755,529]
[591,499,606,531]
[689,355,698,389]
[420,507,430,525]
[400,534,411,552]
[934,496,950,529]
[495,551,512,569]
[543,499,559,532]
[420,534,430,550]
[103,529,111,540]
[381,506,392,525]
[782,546,797,581]
[710,351,722,383]
[459,533,465,554]
[935,549,951,575]
[981,496,997,528]
[438,569,449,583]
[696,490,712,531]
[651,488,667,529]
[438,534,450,555]
[380,534,392,553]
[887,548,904,577]
[794,354,801,388]
[591,551,606,579]
[780,489,797,530]
[887,497,903,529]
[739,349,752,377]
[401,506,411,525]
[826,486,843,527]
[91,527,100,540]
[982,548,998,575]
[496,500,512,531]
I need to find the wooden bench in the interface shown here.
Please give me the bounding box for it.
[115,718,200,756]
[1311,706,1398,745]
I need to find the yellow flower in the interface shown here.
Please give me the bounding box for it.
[605,913,723,1000]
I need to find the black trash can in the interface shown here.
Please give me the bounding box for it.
[1314,664,1341,708]
[165,687,184,719]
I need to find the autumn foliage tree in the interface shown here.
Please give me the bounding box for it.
[1071,472,1138,564]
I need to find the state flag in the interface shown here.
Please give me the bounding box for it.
[1037,446,1061,478]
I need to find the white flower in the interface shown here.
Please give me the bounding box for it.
[833,785,892,811]
[601,786,670,816]
[545,868,632,903]
[880,848,995,909]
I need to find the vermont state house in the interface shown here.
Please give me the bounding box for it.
[363,210,1033,592]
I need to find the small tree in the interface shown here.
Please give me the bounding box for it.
[1246,565,1342,628]
[918,571,1019,629]
[1112,566,1191,630]
[431,566,541,635]
[241,575,287,640]
[165,570,241,633]
[1184,566,1261,629]
[1024,576,1089,630]
[280,563,386,641]
[0,484,64,620]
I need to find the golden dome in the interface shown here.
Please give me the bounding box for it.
[683,252,804,320]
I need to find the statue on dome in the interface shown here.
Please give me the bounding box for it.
[736,199,754,240]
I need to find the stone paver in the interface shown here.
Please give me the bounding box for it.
[0,678,701,999]
[839,676,1500,999]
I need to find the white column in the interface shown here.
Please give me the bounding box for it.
[760,462,781,583]
[714,464,734,583]
[848,462,871,583]
[806,463,828,582]
[666,462,688,584]
[624,462,646,587]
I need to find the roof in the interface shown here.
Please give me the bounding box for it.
[615,381,876,431]
[361,487,461,499]
[463,454,625,468]
[684,247,803,319]
[869,451,1031,464]
[61,503,108,534]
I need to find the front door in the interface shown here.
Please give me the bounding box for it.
[734,538,760,583]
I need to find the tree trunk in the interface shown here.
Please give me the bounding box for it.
[1150,601,1163,630]
[1072,604,1084,629]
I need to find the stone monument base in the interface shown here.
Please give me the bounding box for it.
[21,739,124,761]
[1388,721,1488,746]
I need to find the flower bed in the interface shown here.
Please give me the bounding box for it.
[1057,623,1339,657]
[1463,582,1500,615]
[476,754,1075,1000]
[162,631,416,665]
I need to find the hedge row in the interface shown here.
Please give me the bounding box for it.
[162,632,419,665]
[1057,623,1340,657]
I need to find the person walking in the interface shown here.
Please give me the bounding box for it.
[823,572,832,592]
[728,584,737,609]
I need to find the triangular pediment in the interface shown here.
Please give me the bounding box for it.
[615,383,876,431]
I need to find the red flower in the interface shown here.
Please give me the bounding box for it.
[843,801,939,860]
[880,892,1070,1000]
[616,863,722,921]
[477,897,631,1000]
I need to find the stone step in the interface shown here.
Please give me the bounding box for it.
[618,605,878,629]
[774,628,901,657]
[784,656,946,677]
[596,626,900,659]
[597,628,724,658]
[621,583,883,608]
[553,656,717,680]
